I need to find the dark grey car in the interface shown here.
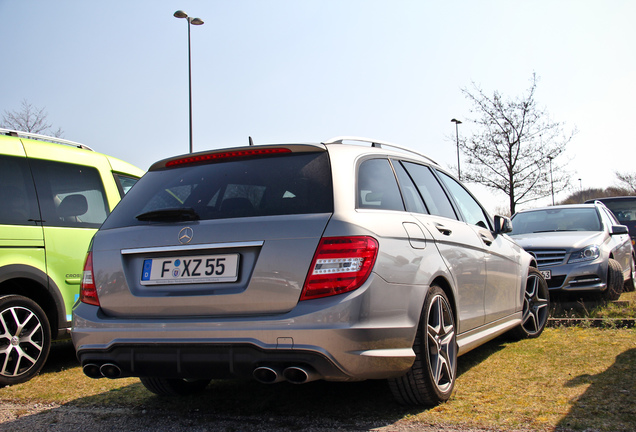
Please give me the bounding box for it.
[71,137,548,406]
[510,203,635,300]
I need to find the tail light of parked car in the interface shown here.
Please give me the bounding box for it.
[80,251,100,306]
[300,236,379,301]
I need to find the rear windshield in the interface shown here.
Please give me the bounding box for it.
[102,152,333,229]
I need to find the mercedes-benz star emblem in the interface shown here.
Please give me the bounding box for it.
[179,227,194,244]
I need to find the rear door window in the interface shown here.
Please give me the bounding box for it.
[401,162,457,220]
[30,159,110,228]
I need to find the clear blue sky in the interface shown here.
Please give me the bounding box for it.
[1,0,634,213]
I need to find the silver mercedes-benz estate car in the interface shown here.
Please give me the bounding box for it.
[72,137,548,406]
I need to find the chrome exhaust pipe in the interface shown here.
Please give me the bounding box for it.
[283,366,320,384]
[83,363,103,379]
[100,363,122,379]
[253,366,284,384]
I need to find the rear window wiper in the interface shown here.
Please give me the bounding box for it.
[136,207,200,222]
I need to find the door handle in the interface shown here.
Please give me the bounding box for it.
[435,223,452,236]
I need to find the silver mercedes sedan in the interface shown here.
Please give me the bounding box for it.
[71,137,548,406]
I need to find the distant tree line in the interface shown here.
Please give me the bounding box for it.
[559,172,636,205]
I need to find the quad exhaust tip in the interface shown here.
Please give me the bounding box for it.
[82,363,123,379]
[253,365,320,384]
[83,363,102,379]
[100,363,122,379]
[283,366,319,384]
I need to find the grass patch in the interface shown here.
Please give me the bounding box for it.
[550,290,636,321]
[1,328,635,431]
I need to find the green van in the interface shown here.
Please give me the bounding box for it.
[0,128,144,386]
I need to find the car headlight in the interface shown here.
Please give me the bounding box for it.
[568,245,600,263]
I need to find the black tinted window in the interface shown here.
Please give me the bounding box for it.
[30,159,110,228]
[357,159,404,211]
[0,155,40,225]
[103,152,333,228]
[401,162,457,219]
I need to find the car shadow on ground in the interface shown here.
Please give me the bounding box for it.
[8,333,511,431]
[557,348,636,430]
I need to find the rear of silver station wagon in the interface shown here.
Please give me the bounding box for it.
[72,139,547,405]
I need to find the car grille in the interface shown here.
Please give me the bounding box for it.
[527,249,567,267]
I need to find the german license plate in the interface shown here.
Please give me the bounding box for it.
[540,270,551,280]
[140,254,239,285]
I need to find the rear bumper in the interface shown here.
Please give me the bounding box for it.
[72,276,427,382]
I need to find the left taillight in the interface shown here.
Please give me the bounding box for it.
[300,236,379,301]
[80,251,100,306]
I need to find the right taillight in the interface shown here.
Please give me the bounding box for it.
[300,236,379,301]
[80,251,100,306]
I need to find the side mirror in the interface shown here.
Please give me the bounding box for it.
[494,215,513,234]
[610,225,629,236]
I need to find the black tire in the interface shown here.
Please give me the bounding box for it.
[140,377,211,396]
[623,254,636,293]
[0,295,51,387]
[509,267,550,340]
[603,259,624,301]
[389,285,457,406]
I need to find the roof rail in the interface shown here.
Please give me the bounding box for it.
[0,128,94,151]
[323,136,438,165]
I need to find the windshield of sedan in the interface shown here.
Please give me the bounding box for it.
[511,208,602,235]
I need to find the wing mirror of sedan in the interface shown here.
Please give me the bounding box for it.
[610,224,629,235]
[494,215,513,234]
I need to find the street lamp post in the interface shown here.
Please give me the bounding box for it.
[451,119,462,180]
[174,10,204,153]
[548,156,555,205]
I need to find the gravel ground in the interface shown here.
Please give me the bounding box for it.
[0,401,520,432]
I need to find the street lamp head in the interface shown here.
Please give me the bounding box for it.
[190,17,204,25]
[451,118,462,125]
[173,10,188,19]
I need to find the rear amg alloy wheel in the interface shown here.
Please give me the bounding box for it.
[0,295,51,386]
[389,285,457,406]
[604,259,624,301]
[510,267,550,339]
[140,377,212,396]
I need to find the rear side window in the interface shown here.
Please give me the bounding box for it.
[0,155,40,225]
[103,152,333,228]
[30,159,110,228]
[114,173,140,197]
[357,159,404,211]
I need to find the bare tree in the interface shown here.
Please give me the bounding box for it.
[615,171,636,194]
[1,99,64,137]
[458,73,575,214]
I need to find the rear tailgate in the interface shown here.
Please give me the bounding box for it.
[91,145,333,318]
[94,214,330,317]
